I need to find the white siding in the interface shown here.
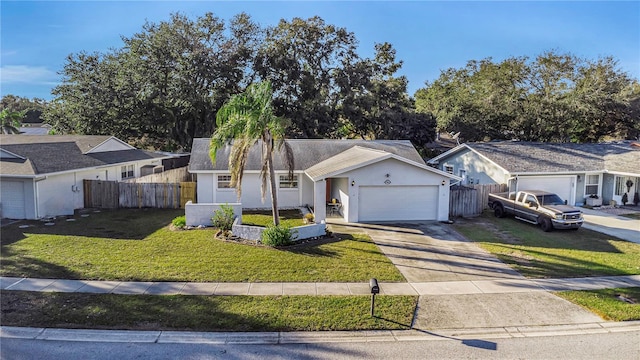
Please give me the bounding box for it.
[516,175,576,206]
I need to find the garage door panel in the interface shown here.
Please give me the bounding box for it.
[1,181,25,219]
[517,176,573,204]
[359,186,437,221]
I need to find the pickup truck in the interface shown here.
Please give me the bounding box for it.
[487,190,583,232]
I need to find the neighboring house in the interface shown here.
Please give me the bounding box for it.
[0,135,170,219]
[188,139,460,225]
[428,141,640,207]
[19,123,52,135]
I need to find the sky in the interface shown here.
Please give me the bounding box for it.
[1,1,639,101]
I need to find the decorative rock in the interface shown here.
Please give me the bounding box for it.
[44,223,55,226]
[81,214,90,217]
[66,219,76,222]
[18,225,31,229]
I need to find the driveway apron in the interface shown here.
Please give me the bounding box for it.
[329,221,603,330]
[333,221,524,283]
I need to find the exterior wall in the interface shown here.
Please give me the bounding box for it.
[337,158,451,222]
[89,138,133,152]
[36,173,77,217]
[301,173,314,207]
[203,171,306,209]
[602,173,615,205]
[184,201,242,226]
[334,177,349,219]
[439,150,509,185]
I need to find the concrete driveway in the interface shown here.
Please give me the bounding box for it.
[329,221,602,330]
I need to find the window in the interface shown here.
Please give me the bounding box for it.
[585,174,599,196]
[444,165,454,174]
[121,165,134,179]
[217,175,232,189]
[279,175,298,189]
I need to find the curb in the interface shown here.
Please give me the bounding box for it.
[2,321,639,344]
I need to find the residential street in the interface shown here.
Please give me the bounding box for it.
[2,331,639,360]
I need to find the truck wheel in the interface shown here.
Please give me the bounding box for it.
[539,218,553,232]
[494,205,505,218]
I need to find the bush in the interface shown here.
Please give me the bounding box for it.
[261,225,296,247]
[172,216,186,228]
[303,213,315,223]
[212,204,235,231]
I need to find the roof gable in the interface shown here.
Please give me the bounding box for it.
[85,137,135,154]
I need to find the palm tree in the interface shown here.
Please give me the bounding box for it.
[0,109,25,134]
[210,81,294,226]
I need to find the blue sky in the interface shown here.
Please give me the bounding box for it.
[1,1,638,101]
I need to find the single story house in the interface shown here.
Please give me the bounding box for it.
[427,141,640,207]
[0,135,170,219]
[187,139,460,225]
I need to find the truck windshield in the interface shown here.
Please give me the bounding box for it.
[536,194,565,205]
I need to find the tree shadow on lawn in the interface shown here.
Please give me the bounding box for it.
[283,232,377,258]
[0,245,81,279]
[455,214,628,254]
[0,208,184,244]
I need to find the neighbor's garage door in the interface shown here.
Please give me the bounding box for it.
[517,176,575,205]
[1,181,25,219]
[358,185,438,222]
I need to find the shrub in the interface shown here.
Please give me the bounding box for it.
[212,204,235,231]
[261,225,296,247]
[621,193,628,206]
[172,216,186,228]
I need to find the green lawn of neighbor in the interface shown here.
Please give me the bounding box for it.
[452,212,640,279]
[556,287,640,321]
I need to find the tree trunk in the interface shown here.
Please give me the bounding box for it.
[266,139,280,226]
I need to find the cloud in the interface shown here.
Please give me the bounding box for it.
[0,65,58,85]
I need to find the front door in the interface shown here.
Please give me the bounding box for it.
[613,176,638,206]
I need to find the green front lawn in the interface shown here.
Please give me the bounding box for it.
[556,287,640,321]
[0,209,404,282]
[453,212,640,279]
[1,291,417,331]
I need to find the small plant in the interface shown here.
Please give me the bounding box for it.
[212,204,235,231]
[621,193,628,206]
[303,213,315,224]
[261,225,296,247]
[171,215,186,229]
[589,194,599,199]
[634,192,639,206]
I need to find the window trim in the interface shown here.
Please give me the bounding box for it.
[279,174,298,189]
[121,164,134,179]
[217,174,233,190]
[584,174,600,196]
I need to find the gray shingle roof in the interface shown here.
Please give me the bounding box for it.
[189,139,425,172]
[0,135,166,176]
[466,141,640,174]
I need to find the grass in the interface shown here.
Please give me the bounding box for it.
[452,211,640,279]
[241,209,306,228]
[0,209,404,282]
[620,213,640,220]
[555,287,640,321]
[0,291,417,331]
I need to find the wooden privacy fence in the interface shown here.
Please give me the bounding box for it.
[123,167,191,184]
[449,183,507,217]
[84,180,196,209]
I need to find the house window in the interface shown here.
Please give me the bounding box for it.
[279,175,298,189]
[585,174,599,196]
[217,175,232,189]
[121,165,134,179]
[444,165,454,174]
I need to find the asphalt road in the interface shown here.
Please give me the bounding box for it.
[2,331,639,360]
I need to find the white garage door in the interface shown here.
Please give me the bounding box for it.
[517,176,575,205]
[1,181,25,219]
[358,186,438,222]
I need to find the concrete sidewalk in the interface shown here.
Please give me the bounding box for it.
[580,207,640,244]
[3,275,640,296]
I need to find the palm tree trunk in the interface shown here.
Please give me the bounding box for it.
[266,141,280,226]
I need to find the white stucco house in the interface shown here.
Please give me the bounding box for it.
[428,141,640,207]
[186,139,460,226]
[0,135,170,219]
